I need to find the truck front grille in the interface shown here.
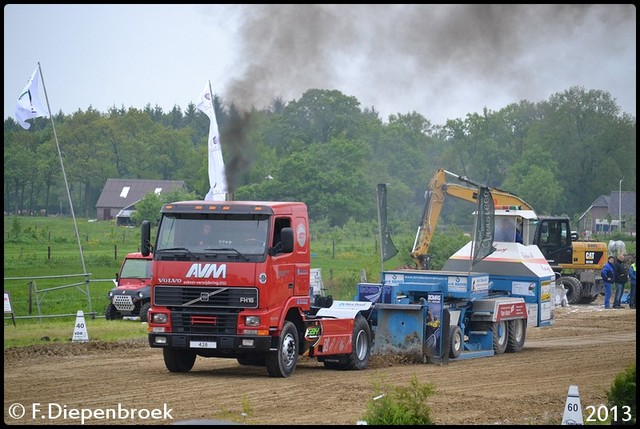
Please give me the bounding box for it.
[154,286,258,309]
[153,286,256,335]
[170,308,239,335]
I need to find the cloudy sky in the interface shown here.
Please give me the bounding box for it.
[4,4,636,125]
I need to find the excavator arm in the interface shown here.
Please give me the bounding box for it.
[410,169,533,269]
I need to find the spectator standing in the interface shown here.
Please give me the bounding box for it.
[612,254,628,309]
[628,260,636,309]
[601,256,615,309]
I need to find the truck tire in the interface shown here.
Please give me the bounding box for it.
[343,314,372,370]
[266,321,299,378]
[104,304,120,320]
[477,321,508,355]
[506,319,526,353]
[449,325,463,359]
[139,302,151,323]
[237,353,266,366]
[163,348,196,373]
[561,276,583,305]
[493,321,509,354]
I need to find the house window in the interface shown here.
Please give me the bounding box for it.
[154,188,162,195]
[120,187,130,198]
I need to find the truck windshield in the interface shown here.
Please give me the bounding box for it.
[156,214,269,257]
[120,259,152,279]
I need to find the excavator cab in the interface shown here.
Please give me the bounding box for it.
[533,217,573,266]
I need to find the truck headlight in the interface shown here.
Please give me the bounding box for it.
[245,316,260,326]
[137,291,144,298]
[108,291,114,298]
[151,313,168,324]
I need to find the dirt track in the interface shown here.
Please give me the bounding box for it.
[4,299,636,425]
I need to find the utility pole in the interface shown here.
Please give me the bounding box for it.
[619,179,623,233]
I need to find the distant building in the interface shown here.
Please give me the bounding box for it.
[95,179,186,224]
[578,191,636,236]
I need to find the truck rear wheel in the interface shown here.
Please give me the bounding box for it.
[506,319,526,353]
[449,325,463,358]
[266,321,298,378]
[163,348,196,373]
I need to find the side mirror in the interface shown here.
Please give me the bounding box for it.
[281,227,294,253]
[141,220,151,256]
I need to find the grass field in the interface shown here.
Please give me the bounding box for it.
[4,317,149,348]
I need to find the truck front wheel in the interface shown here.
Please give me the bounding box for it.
[266,321,299,378]
[163,348,196,373]
[237,353,266,366]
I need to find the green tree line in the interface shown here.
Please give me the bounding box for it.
[4,86,636,232]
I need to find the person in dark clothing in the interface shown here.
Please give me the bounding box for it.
[601,256,615,309]
[628,260,636,309]
[612,254,628,309]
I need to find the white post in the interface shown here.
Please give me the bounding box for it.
[619,179,623,233]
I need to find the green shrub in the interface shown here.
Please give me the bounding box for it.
[361,375,436,425]
[607,362,636,425]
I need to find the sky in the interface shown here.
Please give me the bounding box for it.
[4,4,636,126]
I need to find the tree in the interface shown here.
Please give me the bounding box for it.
[131,188,197,227]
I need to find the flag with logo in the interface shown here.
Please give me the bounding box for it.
[197,82,228,201]
[377,183,398,262]
[472,186,496,266]
[15,66,49,130]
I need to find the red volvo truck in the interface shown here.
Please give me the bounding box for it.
[140,200,373,378]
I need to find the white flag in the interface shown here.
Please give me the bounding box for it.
[15,66,49,130]
[197,82,228,201]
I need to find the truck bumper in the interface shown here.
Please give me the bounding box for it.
[148,333,272,353]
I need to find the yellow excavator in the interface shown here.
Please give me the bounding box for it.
[411,168,608,304]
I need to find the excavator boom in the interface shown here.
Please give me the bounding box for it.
[411,168,608,306]
[411,169,533,269]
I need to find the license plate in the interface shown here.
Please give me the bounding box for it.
[190,341,217,349]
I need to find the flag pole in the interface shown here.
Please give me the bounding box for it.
[37,62,88,279]
[376,186,385,274]
[468,210,478,274]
